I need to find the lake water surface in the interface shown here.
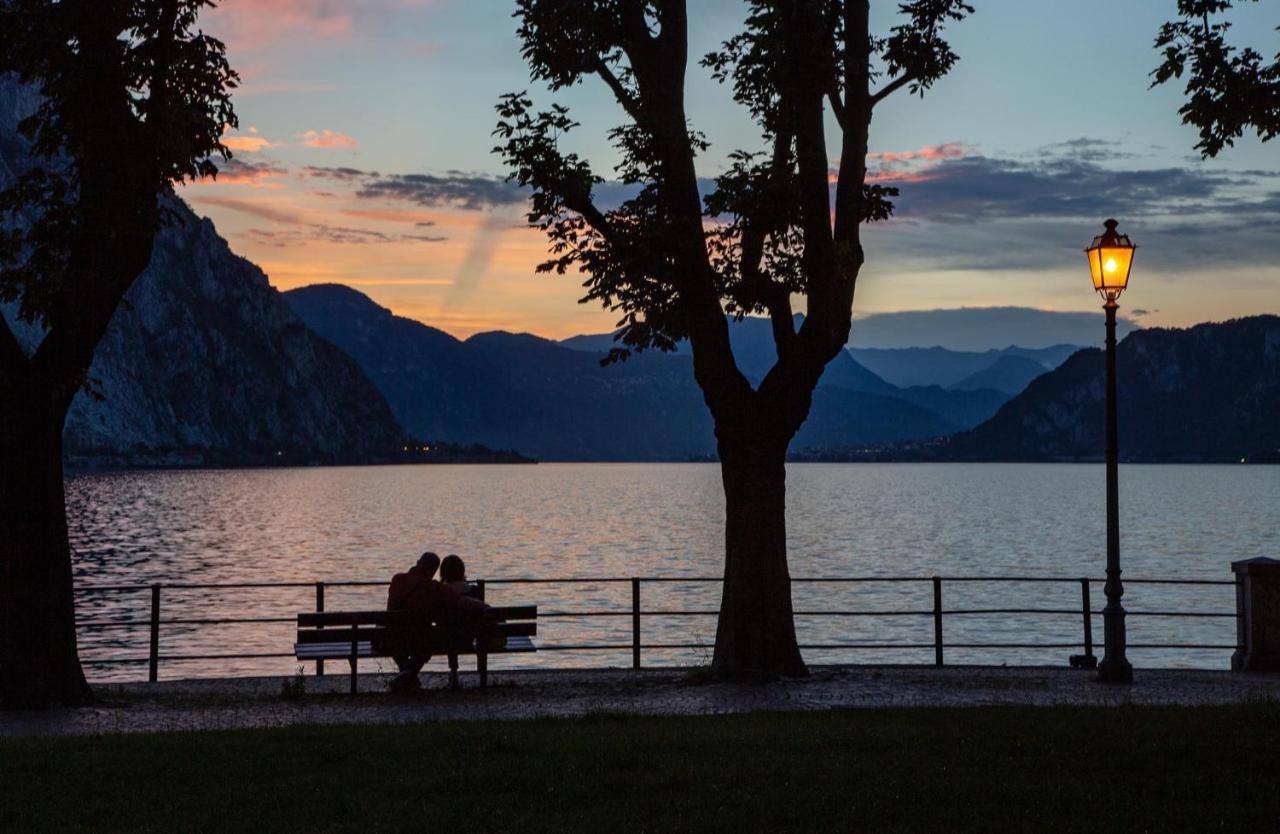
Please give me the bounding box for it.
[65,463,1277,680]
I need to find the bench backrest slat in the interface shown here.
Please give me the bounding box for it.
[298,605,536,628]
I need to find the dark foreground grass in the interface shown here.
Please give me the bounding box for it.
[3,705,1280,832]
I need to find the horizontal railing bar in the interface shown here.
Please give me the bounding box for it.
[941,608,1082,615]
[82,652,296,664]
[1125,643,1237,649]
[935,577,1094,584]
[537,611,653,618]
[162,617,297,626]
[76,608,1239,627]
[1123,611,1239,618]
[72,574,1240,595]
[1121,579,1238,586]
[933,642,1084,649]
[522,644,634,651]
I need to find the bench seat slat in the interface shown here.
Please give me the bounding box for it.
[295,622,535,646]
[293,635,536,661]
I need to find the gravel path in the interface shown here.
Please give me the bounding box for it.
[4,665,1279,738]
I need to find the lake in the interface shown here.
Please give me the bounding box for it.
[65,463,1277,681]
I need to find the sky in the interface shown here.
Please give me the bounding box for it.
[180,0,1280,344]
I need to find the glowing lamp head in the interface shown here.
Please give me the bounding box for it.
[1084,218,1135,301]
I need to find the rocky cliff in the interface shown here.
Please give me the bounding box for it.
[1,78,407,467]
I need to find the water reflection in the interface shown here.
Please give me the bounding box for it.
[65,463,1274,681]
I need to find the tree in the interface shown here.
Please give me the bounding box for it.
[494,0,971,679]
[1153,0,1280,157]
[0,0,236,708]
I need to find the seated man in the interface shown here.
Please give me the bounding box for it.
[386,551,441,691]
[386,551,485,691]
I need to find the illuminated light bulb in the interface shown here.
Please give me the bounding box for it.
[1104,257,1117,273]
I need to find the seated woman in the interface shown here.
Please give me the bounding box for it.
[440,554,476,597]
[439,554,505,651]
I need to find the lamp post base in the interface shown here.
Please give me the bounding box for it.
[1097,655,1133,684]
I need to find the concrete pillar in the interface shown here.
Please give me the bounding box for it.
[1232,557,1280,672]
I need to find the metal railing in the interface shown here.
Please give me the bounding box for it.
[71,574,1242,682]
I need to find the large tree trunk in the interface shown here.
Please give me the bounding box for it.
[710,427,807,680]
[0,384,92,709]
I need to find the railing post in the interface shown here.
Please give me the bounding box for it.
[1081,578,1095,662]
[315,582,326,677]
[148,584,161,683]
[632,578,641,670]
[477,580,488,687]
[932,576,944,667]
[349,622,359,696]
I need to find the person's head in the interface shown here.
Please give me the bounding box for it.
[440,554,466,583]
[416,551,440,577]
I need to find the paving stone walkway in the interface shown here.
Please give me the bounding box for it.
[4,665,1279,738]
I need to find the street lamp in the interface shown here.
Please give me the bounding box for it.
[1084,218,1135,684]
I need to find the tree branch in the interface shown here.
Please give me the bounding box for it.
[592,59,642,120]
[827,82,846,128]
[0,312,28,374]
[870,72,916,106]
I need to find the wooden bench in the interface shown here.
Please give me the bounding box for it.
[294,605,537,694]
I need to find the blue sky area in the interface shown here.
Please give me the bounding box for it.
[182,0,1280,346]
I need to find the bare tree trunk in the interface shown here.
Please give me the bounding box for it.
[0,382,92,709]
[711,426,807,680]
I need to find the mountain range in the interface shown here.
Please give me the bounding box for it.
[849,344,1079,390]
[942,316,1280,462]
[284,285,1014,461]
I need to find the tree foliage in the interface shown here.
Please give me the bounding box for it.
[1152,0,1280,157]
[0,0,237,341]
[494,1,972,380]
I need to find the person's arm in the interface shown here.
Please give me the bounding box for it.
[437,582,486,613]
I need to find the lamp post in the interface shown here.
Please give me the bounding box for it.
[1085,218,1135,684]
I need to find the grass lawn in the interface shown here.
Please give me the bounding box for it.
[3,704,1279,832]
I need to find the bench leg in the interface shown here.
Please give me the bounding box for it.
[479,652,488,688]
[448,653,459,690]
[349,657,357,696]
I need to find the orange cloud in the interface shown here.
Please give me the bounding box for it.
[864,169,945,185]
[223,135,274,153]
[868,142,972,163]
[299,129,358,149]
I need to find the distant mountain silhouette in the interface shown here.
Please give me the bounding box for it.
[2,202,408,467]
[850,344,1079,389]
[945,316,1280,462]
[845,307,1135,351]
[949,354,1050,394]
[561,316,1007,430]
[563,315,899,394]
[287,286,975,460]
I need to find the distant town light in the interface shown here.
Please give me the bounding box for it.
[1084,218,1135,300]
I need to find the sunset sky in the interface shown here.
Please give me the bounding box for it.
[181,0,1280,342]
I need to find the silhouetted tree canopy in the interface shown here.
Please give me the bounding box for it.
[495,0,971,365]
[0,0,237,336]
[1152,0,1280,157]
